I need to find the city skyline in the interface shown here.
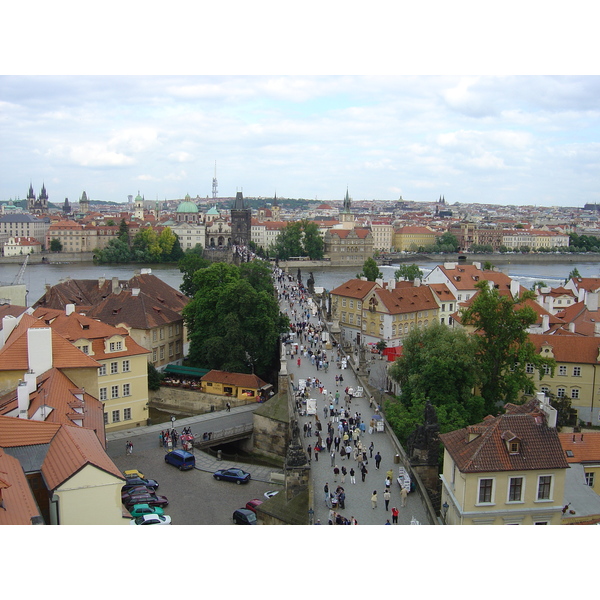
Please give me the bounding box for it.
[2,75,599,209]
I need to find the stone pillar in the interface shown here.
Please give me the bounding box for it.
[284,438,310,502]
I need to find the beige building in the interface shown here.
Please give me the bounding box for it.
[324,228,374,265]
[393,225,438,251]
[439,396,568,525]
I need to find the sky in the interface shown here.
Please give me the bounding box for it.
[2,5,600,211]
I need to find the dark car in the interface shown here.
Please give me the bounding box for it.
[122,476,159,491]
[213,468,251,484]
[245,499,263,513]
[123,493,168,510]
[233,508,257,524]
[122,486,155,501]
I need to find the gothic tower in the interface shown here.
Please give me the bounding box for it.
[27,183,36,212]
[79,190,90,214]
[339,187,355,229]
[231,191,251,247]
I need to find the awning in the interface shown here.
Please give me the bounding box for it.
[164,365,210,378]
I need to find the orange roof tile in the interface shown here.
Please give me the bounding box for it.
[559,432,600,463]
[0,450,42,525]
[201,370,269,390]
[0,415,60,446]
[330,279,379,300]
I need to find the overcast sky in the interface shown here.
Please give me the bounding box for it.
[2,5,599,209]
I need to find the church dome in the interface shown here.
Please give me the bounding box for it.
[176,200,199,213]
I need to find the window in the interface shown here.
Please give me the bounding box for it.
[341,312,347,323]
[169,342,174,357]
[80,344,89,354]
[342,299,347,307]
[160,346,165,360]
[123,383,131,396]
[585,472,595,487]
[153,330,157,342]
[112,410,120,422]
[122,360,130,372]
[573,366,581,377]
[109,341,122,352]
[557,387,566,398]
[537,475,552,500]
[526,363,534,374]
[152,349,157,362]
[160,328,164,340]
[357,302,361,310]
[110,361,118,374]
[99,387,107,401]
[176,323,181,334]
[98,364,106,376]
[571,388,580,399]
[543,364,551,375]
[349,313,354,324]
[442,304,446,311]
[559,365,567,376]
[478,478,494,504]
[349,300,354,309]
[111,385,119,399]
[175,341,181,354]
[540,386,550,395]
[124,408,131,421]
[103,413,108,425]
[508,477,523,502]
[169,325,173,337]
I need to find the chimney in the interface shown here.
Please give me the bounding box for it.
[510,279,520,298]
[414,278,421,287]
[375,278,383,287]
[112,277,119,293]
[578,288,586,303]
[17,380,29,419]
[586,292,599,312]
[473,261,481,270]
[132,288,140,296]
[98,276,105,289]
[537,391,557,428]
[1,315,19,348]
[27,327,52,374]
[542,314,549,332]
[569,322,575,333]
[24,370,37,394]
[65,303,75,316]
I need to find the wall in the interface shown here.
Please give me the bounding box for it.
[149,387,254,415]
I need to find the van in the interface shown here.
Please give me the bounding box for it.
[164,449,196,471]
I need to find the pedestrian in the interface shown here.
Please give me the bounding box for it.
[159,431,163,448]
[369,441,374,458]
[361,464,368,482]
[339,489,346,510]
[307,422,312,437]
[324,483,330,506]
[391,507,399,524]
[307,444,312,461]
[330,451,336,467]
[385,477,391,489]
[375,452,382,469]
[385,520,391,525]
[297,357,301,368]
[401,486,408,507]
[371,490,378,509]
[303,423,308,437]
[350,467,356,484]
[341,465,347,484]
[226,401,231,412]
[333,465,340,482]
[326,436,332,452]
[384,489,391,511]
[314,446,319,461]
[340,445,346,460]
[386,468,393,481]
[334,436,340,451]
[345,444,353,459]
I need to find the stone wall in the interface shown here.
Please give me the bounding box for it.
[252,412,289,462]
[149,387,253,415]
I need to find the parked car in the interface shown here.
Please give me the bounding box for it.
[245,499,263,513]
[233,508,257,524]
[122,476,159,491]
[264,490,279,499]
[123,469,145,479]
[130,514,172,525]
[213,468,251,484]
[123,493,168,510]
[164,449,195,471]
[122,486,154,501]
[129,503,165,518]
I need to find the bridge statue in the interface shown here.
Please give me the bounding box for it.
[307,272,315,294]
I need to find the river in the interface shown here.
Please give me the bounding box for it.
[1,259,599,307]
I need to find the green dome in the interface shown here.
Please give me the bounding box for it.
[176,200,199,213]
[206,205,220,215]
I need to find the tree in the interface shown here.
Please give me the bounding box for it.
[118,218,129,243]
[460,280,555,411]
[273,222,303,259]
[530,281,547,291]
[106,219,116,226]
[178,248,210,297]
[148,362,163,391]
[183,262,288,379]
[131,228,162,262]
[94,238,131,263]
[436,232,459,252]
[158,227,177,258]
[388,322,484,425]
[357,257,382,281]
[302,220,324,260]
[565,267,581,284]
[49,238,62,252]
[395,264,424,281]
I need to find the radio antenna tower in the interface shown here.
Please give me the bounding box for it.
[212,161,218,198]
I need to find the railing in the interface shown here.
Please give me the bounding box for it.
[193,423,254,447]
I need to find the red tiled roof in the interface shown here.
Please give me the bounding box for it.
[559,432,600,463]
[439,400,569,473]
[201,370,269,390]
[330,279,379,300]
[529,333,600,365]
[0,449,42,525]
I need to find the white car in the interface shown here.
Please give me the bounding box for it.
[264,490,279,499]
[130,514,172,525]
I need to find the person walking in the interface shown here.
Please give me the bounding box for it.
[330,451,336,467]
[401,486,408,507]
[391,506,399,524]
[303,423,308,437]
[226,401,231,412]
[333,465,340,482]
[350,467,356,484]
[375,452,382,469]
[307,444,312,462]
[371,490,378,509]
[361,464,368,482]
[384,489,391,511]
[314,446,319,461]
[324,483,330,507]
[369,441,374,458]
[341,465,347,484]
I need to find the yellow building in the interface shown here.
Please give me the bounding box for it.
[439,397,569,525]
[330,279,379,346]
[200,370,272,401]
[393,225,438,252]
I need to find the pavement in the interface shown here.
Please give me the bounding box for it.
[278,274,432,525]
